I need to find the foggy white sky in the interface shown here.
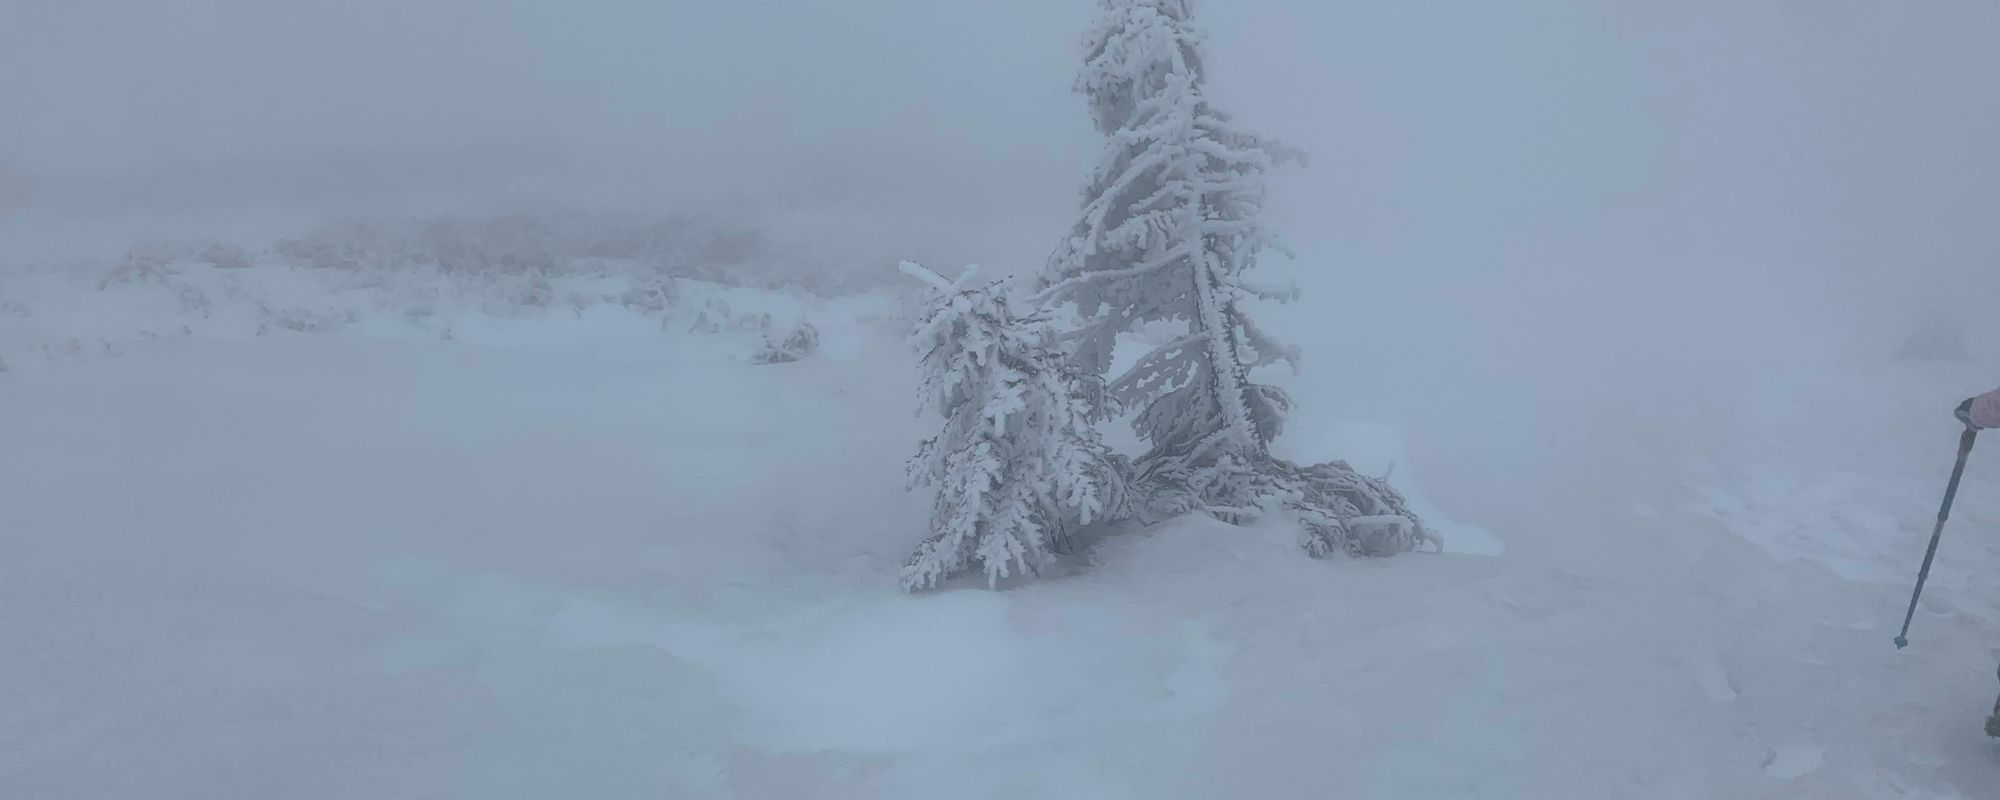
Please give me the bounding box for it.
[5,0,1997,340]
[2,0,1095,256]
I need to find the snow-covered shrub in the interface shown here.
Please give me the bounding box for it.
[750,322,820,364]
[685,298,770,335]
[620,275,679,315]
[687,301,730,334]
[8,212,893,370]
[257,305,356,335]
[273,214,779,281]
[901,262,1127,590]
[519,271,555,309]
[95,247,215,318]
[274,231,365,271]
[98,248,178,290]
[251,212,899,300]
[172,282,212,317]
[201,242,253,270]
[1035,0,1432,555]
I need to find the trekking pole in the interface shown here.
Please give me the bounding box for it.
[1896,426,1980,648]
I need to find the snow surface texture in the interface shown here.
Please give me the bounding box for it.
[5,252,2000,799]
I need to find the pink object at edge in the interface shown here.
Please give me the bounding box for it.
[1972,388,2000,429]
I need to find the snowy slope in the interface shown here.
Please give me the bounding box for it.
[4,262,2000,798]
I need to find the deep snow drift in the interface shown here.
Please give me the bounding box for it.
[4,256,2000,799]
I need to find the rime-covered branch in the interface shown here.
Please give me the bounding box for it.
[1034,0,1432,556]
[901,269,1129,590]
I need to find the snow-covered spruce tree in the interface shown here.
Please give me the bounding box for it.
[901,262,1128,590]
[750,321,820,364]
[1035,0,1435,557]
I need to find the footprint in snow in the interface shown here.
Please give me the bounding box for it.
[1762,743,1824,780]
[1688,650,1739,702]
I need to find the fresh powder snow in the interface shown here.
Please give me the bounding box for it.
[9,0,2000,797]
[3,251,1998,798]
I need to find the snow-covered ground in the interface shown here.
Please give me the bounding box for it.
[5,257,2000,798]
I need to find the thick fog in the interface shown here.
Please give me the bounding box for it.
[3,0,1095,262]
[14,4,2000,794]
[7,0,1998,410]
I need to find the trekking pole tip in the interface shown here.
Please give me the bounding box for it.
[1895,635,1910,649]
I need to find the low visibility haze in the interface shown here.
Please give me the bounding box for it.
[8,3,2000,795]
[11,0,2000,554]
[9,1,1996,310]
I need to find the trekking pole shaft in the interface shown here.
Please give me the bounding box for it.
[1896,427,1979,648]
